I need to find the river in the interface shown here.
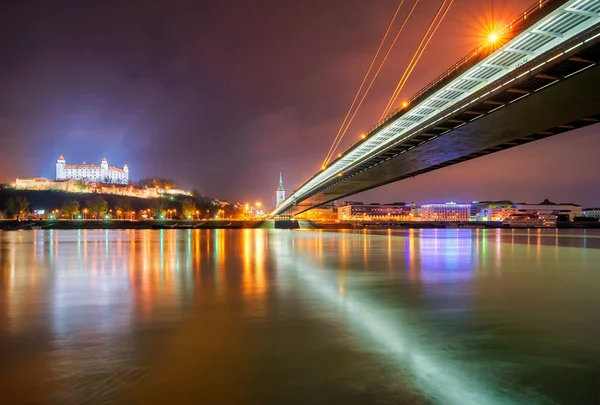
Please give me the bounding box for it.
[1,229,599,404]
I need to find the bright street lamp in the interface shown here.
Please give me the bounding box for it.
[488,32,499,44]
[255,202,262,217]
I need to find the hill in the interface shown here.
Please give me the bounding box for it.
[0,187,239,219]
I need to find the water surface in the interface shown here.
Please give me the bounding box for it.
[1,229,599,404]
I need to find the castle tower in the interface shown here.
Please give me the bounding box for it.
[276,173,285,206]
[101,158,108,182]
[56,155,66,180]
[123,164,129,184]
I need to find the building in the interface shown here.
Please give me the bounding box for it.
[421,202,471,221]
[512,199,582,221]
[474,200,582,221]
[276,173,285,207]
[470,202,479,219]
[56,155,129,184]
[296,202,337,221]
[582,208,600,219]
[338,201,412,221]
[478,206,517,221]
[409,203,422,219]
[476,201,516,221]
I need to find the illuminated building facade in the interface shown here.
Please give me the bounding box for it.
[56,155,129,184]
[474,200,582,221]
[476,202,516,221]
[512,200,581,221]
[583,208,600,219]
[338,202,411,221]
[478,207,517,221]
[421,202,471,221]
[295,202,337,221]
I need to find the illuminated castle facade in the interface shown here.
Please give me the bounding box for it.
[56,155,129,184]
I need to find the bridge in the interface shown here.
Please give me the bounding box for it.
[272,0,600,217]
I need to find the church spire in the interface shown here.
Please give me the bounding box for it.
[276,173,285,206]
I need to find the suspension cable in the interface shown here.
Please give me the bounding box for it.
[321,0,406,169]
[381,0,452,118]
[381,0,450,117]
[324,0,421,166]
[381,0,455,119]
[386,0,455,113]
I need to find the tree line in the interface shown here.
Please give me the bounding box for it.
[1,193,242,220]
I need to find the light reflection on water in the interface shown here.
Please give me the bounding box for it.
[1,228,599,404]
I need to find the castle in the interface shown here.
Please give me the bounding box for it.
[56,156,129,184]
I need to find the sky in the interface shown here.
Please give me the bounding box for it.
[0,0,598,207]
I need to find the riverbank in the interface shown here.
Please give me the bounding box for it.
[0,219,264,230]
[2,219,600,230]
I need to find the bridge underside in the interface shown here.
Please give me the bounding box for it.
[286,44,600,216]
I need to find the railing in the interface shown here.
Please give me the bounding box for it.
[333,0,555,160]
